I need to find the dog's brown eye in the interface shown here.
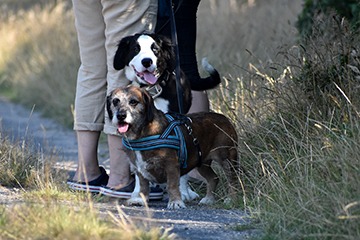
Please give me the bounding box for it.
[133,44,140,54]
[129,99,139,106]
[112,98,120,106]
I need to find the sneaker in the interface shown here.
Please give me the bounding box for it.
[67,166,109,193]
[100,180,164,200]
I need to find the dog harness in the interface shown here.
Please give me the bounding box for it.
[122,113,202,168]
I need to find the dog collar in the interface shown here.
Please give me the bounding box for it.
[145,84,162,99]
[122,113,200,168]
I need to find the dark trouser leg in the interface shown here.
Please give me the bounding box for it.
[155,0,202,86]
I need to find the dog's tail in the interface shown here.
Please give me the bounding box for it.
[189,58,221,91]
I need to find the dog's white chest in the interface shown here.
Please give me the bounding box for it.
[134,151,157,182]
[154,98,170,113]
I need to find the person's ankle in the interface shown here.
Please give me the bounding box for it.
[107,176,134,189]
[73,167,102,183]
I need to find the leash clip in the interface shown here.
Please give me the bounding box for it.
[185,124,193,135]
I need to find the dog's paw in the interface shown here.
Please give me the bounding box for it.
[179,176,199,202]
[181,187,200,201]
[180,187,199,202]
[127,197,146,206]
[199,196,216,205]
[167,200,186,209]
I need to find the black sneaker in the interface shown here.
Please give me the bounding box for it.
[100,180,163,200]
[67,166,109,193]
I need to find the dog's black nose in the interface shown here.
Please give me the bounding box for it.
[141,58,153,68]
[116,111,127,121]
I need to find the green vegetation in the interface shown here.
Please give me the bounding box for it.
[297,0,360,36]
[1,0,360,239]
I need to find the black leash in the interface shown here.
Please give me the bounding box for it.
[168,0,185,114]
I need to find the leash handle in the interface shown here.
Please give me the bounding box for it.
[168,0,184,114]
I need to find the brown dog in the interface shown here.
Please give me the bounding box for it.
[106,86,239,209]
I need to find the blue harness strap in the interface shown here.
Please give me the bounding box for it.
[122,113,189,168]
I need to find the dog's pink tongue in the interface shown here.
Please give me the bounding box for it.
[143,72,158,85]
[118,123,129,133]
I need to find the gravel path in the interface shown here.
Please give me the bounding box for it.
[0,97,258,239]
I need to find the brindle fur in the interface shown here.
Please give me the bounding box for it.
[107,86,239,209]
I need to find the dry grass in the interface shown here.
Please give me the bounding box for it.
[0,133,66,189]
[229,12,360,240]
[1,0,360,239]
[0,0,77,127]
[0,132,175,239]
[0,199,175,240]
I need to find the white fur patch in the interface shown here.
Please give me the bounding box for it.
[131,174,141,198]
[201,57,215,74]
[180,175,199,201]
[129,35,158,85]
[154,97,170,113]
[135,151,157,183]
[125,65,137,82]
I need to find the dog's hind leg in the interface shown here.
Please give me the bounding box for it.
[222,149,240,203]
[197,163,218,205]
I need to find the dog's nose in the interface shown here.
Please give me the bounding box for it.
[141,58,153,68]
[116,111,127,121]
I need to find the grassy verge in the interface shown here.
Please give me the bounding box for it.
[0,0,78,128]
[228,14,360,239]
[0,133,175,239]
[0,201,175,240]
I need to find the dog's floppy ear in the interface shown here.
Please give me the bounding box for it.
[153,34,176,71]
[113,36,133,70]
[142,89,156,122]
[106,93,113,121]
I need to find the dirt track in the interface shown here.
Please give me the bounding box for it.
[0,97,258,240]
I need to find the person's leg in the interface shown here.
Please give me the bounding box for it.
[102,0,158,189]
[74,131,101,181]
[188,90,209,113]
[155,0,207,199]
[71,0,108,185]
[156,0,209,184]
[156,0,213,90]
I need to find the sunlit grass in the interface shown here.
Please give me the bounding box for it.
[0,201,175,240]
[0,133,175,240]
[0,0,78,127]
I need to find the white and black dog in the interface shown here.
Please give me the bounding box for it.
[113,33,220,114]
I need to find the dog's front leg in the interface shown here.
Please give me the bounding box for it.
[180,174,199,201]
[127,173,149,206]
[167,168,186,209]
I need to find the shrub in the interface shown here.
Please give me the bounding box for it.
[297,0,360,37]
[238,14,360,239]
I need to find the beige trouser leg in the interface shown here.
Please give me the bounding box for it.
[72,0,157,186]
